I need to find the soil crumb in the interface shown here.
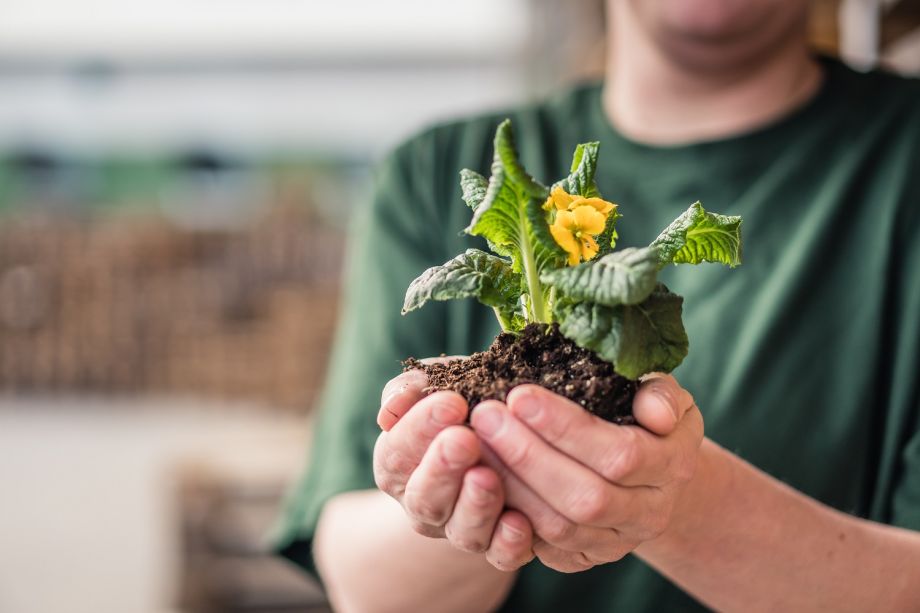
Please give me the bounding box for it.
[404,323,637,424]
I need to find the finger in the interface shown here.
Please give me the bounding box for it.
[533,536,637,572]
[402,426,480,527]
[378,369,429,431]
[479,444,621,552]
[507,385,678,487]
[387,390,469,463]
[532,541,596,573]
[443,466,504,553]
[485,510,535,572]
[374,391,469,496]
[633,373,696,436]
[472,400,656,529]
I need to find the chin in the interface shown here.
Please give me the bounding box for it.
[651,0,761,40]
[624,0,809,69]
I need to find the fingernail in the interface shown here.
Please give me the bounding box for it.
[501,522,524,542]
[381,387,402,410]
[472,405,504,438]
[513,393,541,422]
[441,438,472,469]
[651,385,679,421]
[432,402,461,425]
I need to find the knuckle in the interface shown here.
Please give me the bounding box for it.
[567,485,610,525]
[382,448,416,477]
[404,493,449,526]
[409,518,442,538]
[504,440,534,471]
[373,470,392,494]
[466,490,497,511]
[540,513,578,544]
[600,436,639,482]
[373,459,405,498]
[602,541,636,563]
[573,551,598,571]
[460,507,495,530]
[540,556,591,574]
[446,528,487,553]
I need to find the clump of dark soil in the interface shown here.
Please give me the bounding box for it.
[404,323,637,424]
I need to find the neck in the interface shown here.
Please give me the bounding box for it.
[603,5,822,145]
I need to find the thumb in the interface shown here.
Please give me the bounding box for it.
[632,373,695,436]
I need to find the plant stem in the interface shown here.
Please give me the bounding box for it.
[492,307,512,332]
[518,208,548,323]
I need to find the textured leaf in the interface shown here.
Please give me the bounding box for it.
[558,284,689,380]
[650,202,742,269]
[554,142,600,198]
[595,207,622,256]
[493,119,548,200]
[402,249,521,314]
[526,198,567,274]
[459,169,488,211]
[541,247,659,307]
[466,121,566,283]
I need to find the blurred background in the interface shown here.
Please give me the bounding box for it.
[0,1,917,612]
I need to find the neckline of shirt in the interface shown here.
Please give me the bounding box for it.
[588,55,846,167]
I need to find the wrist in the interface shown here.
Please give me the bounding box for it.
[634,438,735,562]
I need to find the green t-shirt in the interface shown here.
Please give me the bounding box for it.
[275,57,920,611]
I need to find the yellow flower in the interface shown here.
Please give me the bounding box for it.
[543,186,615,216]
[550,205,607,266]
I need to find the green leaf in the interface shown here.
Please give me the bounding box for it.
[541,247,660,307]
[494,309,528,334]
[466,120,566,321]
[558,284,689,380]
[493,119,548,200]
[459,169,488,211]
[595,207,622,256]
[650,202,742,269]
[402,249,521,315]
[554,142,600,198]
[460,168,511,258]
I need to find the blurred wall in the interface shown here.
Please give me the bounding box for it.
[0,3,605,613]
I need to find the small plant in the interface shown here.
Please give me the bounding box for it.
[402,119,742,382]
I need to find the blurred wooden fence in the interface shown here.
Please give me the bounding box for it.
[0,204,342,410]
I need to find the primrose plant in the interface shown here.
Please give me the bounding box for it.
[402,120,742,380]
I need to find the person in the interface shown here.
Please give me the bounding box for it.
[274,1,920,611]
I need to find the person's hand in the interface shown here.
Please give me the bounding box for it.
[470,375,702,572]
[374,367,536,570]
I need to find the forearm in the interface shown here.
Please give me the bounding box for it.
[314,489,516,613]
[636,439,920,612]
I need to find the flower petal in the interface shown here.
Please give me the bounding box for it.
[550,221,580,259]
[581,235,600,261]
[572,205,606,235]
[554,209,576,230]
[550,186,575,211]
[579,197,615,215]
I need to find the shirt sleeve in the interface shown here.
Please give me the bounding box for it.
[271,136,452,577]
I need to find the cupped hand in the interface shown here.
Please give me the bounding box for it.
[373,367,535,570]
[470,375,702,573]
